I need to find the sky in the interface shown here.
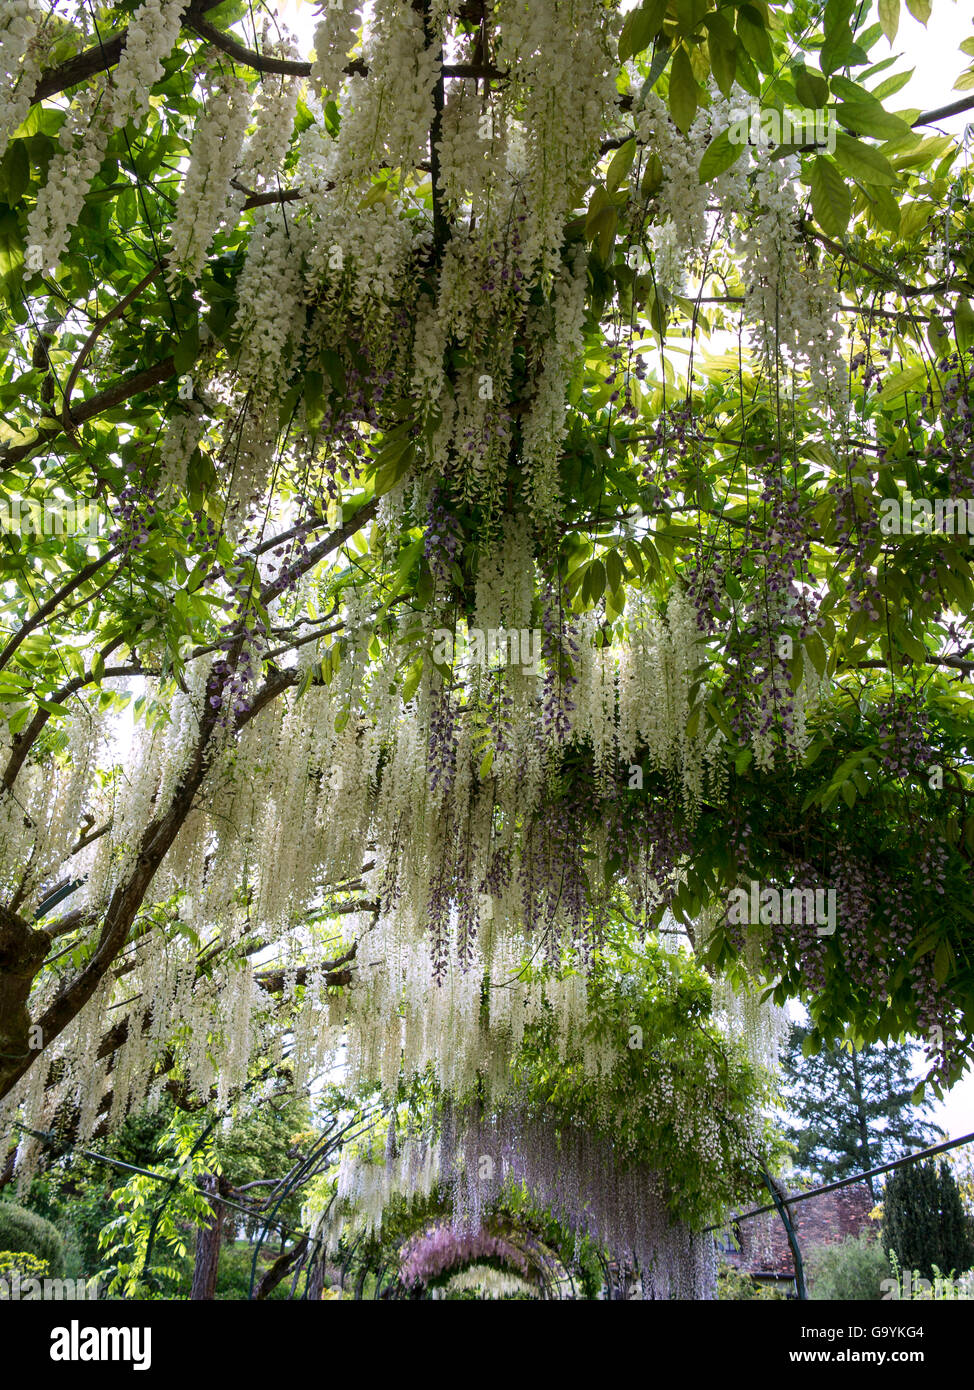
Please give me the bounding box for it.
[894,2,974,131]
[255,0,974,1142]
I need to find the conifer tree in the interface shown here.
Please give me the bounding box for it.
[780,1025,942,1195]
[882,1160,974,1281]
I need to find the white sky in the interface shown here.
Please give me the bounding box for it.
[894,2,974,131]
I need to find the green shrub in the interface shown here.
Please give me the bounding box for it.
[717,1263,788,1300]
[807,1232,887,1300]
[882,1160,974,1283]
[0,1202,65,1277]
[213,1242,295,1301]
[883,1249,974,1300]
[0,1250,52,1292]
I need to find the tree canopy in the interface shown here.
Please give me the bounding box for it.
[0,0,973,1288]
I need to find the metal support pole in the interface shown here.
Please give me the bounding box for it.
[763,1168,807,1300]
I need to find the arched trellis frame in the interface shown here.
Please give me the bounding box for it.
[332,1203,581,1301]
[245,1105,383,1300]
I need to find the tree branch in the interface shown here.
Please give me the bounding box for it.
[3,661,138,793]
[912,95,974,128]
[254,1234,309,1300]
[0,358,178,468]
[30,1,225,104]
[0,549,123,673]
[185,14,316,76]
[62,264,165,436]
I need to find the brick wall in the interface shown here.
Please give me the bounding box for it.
[726,1183,875,1276]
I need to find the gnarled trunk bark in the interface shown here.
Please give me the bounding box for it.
[190,1174,226,1301]
[0,905,49,1095]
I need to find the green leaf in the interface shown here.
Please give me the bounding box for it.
[640,42,673,101]
[704,12,737,97]
[0,143,29,204]
[605,585,626,622]
[606,138,636,193]
[821,21,854,75]
[641,151,664,194]
[861,182,901,235]
[893,621,929,664]
[732,43,761,97]
[904,0,930,24]
[872,68,913,100]
[806,631,828,678]
[933,940,951,986]
[0,210,24,291]
[810,155,852,238]
[6,706,30,735]
[172,320,199,375]
[303,369,325,432]
[698,127,745,183]
[955,297,974,353]
[892,135,953,171]
[296,663,314,698]
[619,0,669,62]
[373,439,415,496]
[668,45,698,132]
[833,131,897,184]
[835,101,910,140]
[378,534,424,613]
[736,5,773,74]
[583,558,606,605]
[401,656,423,705]
[875,362,929,403]
[585,184,616,241]
[320,348,346,395]
[878,0,899,42]
[604,547,625,593]
[38,699,71,717]
[793,65,830,109]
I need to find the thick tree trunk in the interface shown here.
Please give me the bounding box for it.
[849,1047,875,1198]
[190,1175,226,1301]
[0,905,49,1094]
[307,1247,327,1301]
[255,1235,309,1300]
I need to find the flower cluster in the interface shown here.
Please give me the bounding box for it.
[111,0,185,125]
[310,0,361,101]
[0,0,43,158]
[440,1265,536,1299]
[328,1,439,184]
[25,81,113,275]
[24,0,187,274]
[234,208,310,398]
[729,151,845,396]
[400,1224,532,1288]
[875,695,934,780]
[237,42,301,192]
[167,74,252,285]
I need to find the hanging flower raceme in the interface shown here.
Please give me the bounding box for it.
[399,1222,533,1288]
[0,0,44,157]
[24,0,186,274]
[167,73,252,286]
